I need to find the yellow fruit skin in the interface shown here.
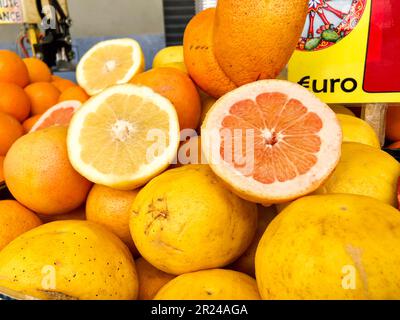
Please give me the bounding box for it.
[86,184,139,256]
[0,221,138,300]
[130,165,258,275]
[330,105,355,117]
[136,257,175,300]
[153,46,184,67]
[337,114,380,148]
[0,200,42,250]
[230,205,277,277]
[155,269,260,300]
[200,96,216,126]
[213,0,308,86]
[315,142,400,206]
[256,194,400,299]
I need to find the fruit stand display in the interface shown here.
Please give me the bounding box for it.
[0,0,400,303]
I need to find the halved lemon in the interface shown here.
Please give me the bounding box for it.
[76,38,145,96]
[67,84,180,190]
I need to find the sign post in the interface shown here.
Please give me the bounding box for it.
[288,0,400,145]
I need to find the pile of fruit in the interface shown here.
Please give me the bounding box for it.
[1,0,400,300]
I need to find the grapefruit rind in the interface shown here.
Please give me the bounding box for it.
[30,100,82,132]
[76,38,145,96]
[201,80,342,204]
[67,84,180,190]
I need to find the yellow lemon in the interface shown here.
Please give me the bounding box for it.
[130,165,258,275]
[330,104,355,116]
[153,46,184,69]
[337,114,380,148]
[0,220,138,300]
[315,142,400,206]
[154,269,261,300]
[256,194,400,299]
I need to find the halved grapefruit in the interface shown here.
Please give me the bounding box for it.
[201,80,342,204]
[30,100,82,132]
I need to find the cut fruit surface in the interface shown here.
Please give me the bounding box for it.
[201,80,342,204]
[67,84,180,190]
[76,38,145,96]
[30,100,82,132]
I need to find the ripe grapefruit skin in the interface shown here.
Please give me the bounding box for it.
[213,0,308,86]
[183,8,237,98]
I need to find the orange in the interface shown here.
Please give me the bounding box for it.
[58,86,90,103]
[30,100,81,132]
[51,78,76,92]
[0,82,31,121]
[230,205,277,276]
[38,205,86,223]
[22,114,41,133]
[213,0,308,86]
[86,184,139,255]
[136,257,175,300]
[23,57,52,83]
[0,50,30,87]
[0,200,42,250]
[0,155,4,182]
[0,112,24,156]
[51,75,62,81]
[24,82,61,115]
[183,9,237,98]
[4,126,92,215]
[201,80,342,204]
[131,67,201,130]
[388,141,400,150]
[386,106,400,141]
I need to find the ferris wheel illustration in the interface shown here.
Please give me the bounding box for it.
[298,0,367,51]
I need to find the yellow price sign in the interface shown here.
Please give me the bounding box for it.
[288,0,400,104]
[0,0,23,24]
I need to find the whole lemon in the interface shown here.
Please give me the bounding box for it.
[315,142,400,206]
[130,165,258,275]
[329,105,355,116]
[153,46,184,69]
[0,220,138,300]
[337,114,380,148]
[154,269,260,300]
[256,194,400,299]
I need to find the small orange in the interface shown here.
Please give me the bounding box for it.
[386,106,400,141]
[86,184,139,255]
[136,257,175,300]
[58,86,90,103]
[51,75,62,81]
[23,57,52,83]
[38,205,86,223]
[130,67,201,130]
[0,155,4,182]
[0,82,31,121]
[0,50,30,87]
[22,114,42,133]
[0,200,42,250]
[52,78,76,92]
[0,112,24,156]
[4,126,92,215]
[24,82,61,115]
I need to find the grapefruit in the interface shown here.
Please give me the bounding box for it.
[30,100,81,132]
[201,80,342,204]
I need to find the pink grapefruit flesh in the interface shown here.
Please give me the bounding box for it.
[201,80,342,204]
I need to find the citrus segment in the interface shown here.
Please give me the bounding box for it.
[202,80,342,204]
[30,100,82,132]
[67,84,180,190]
[76,39,145,96]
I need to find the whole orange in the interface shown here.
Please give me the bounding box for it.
[52,78,76,92]
[0,82,31,121]
[387,141,400,150]
[0,50,30,87]
[22,114,42,133]
[0,200,42,250]
[386,106,400,141]
[0,112,24,156]
[130,67,201,130]
[38,205,86,223]
[136,257,175,300]
[4,126,92,215]
[86,184,139,255]
[23,57,52,83]
[59,86,90,103]
[24,82,61,115]
[0,155,4,182]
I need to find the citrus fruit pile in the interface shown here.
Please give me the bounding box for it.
[1,1,400,301]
